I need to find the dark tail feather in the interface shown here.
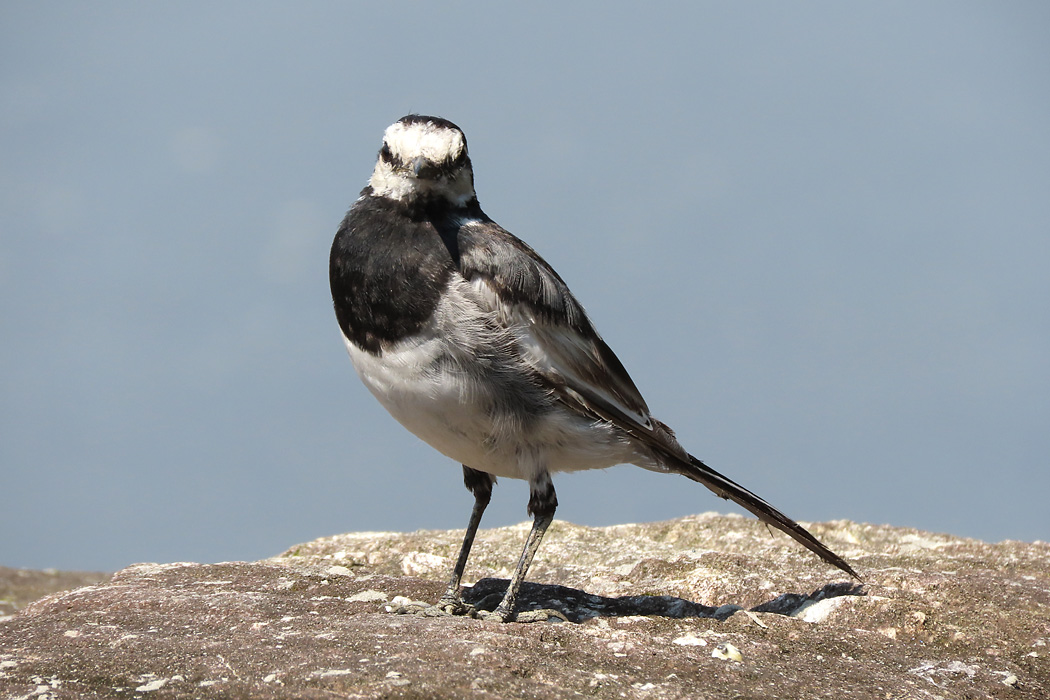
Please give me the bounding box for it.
[676,454,860,580]
[555,385,859,578]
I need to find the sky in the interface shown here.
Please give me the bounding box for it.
[2,2,1048,573]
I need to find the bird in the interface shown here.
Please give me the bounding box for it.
[329,114,858,622]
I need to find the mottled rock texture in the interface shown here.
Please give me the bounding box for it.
[1,513,1047,699]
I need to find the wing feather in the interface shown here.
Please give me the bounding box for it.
[457,220,654,429]
[455,218,859,579]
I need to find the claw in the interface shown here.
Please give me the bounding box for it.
[434,597,474,616]
[511,608,568,623]
[475,607,567,623]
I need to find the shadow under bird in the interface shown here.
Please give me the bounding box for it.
[329,115,859,622]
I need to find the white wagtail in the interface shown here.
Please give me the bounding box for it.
[329,115,858,622]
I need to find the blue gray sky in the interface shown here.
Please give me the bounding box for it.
[3,3,1048,572]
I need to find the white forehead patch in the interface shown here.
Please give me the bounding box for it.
[383,120,466,163]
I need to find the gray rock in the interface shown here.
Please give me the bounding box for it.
[1,513,1047,698]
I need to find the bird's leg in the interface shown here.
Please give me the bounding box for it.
[489,472,558,622]
[436,465,494,614]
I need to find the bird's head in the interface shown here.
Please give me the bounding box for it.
[368,115,476,207]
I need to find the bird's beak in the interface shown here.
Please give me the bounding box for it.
[410,156,436,179]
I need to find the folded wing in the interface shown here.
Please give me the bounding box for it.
[456,219,859,579]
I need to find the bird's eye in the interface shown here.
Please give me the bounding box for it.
[380,143,394,163]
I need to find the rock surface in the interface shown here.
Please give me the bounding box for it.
[1,513,1047,699]
[0,567,110,620]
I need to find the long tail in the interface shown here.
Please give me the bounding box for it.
[554,383,860,579]
[673,454,860,579]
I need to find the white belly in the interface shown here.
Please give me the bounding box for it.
[343,329,635,481]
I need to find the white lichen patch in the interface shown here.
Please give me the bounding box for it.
[326,565,352,576]
[346,589,388,603]
[317,669,355,678]
[134,678,168,692]
[671,632,708,646]
[400,552,448,576]
[793,596,848,623]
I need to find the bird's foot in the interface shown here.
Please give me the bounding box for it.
[514,607,569,623]
[388,594,566,623]
[474,606,568,624]
[431,594,475,617]
[386,596,461,617]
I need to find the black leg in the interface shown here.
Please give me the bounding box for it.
[437,465,494,611]
[492,472,558,621]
